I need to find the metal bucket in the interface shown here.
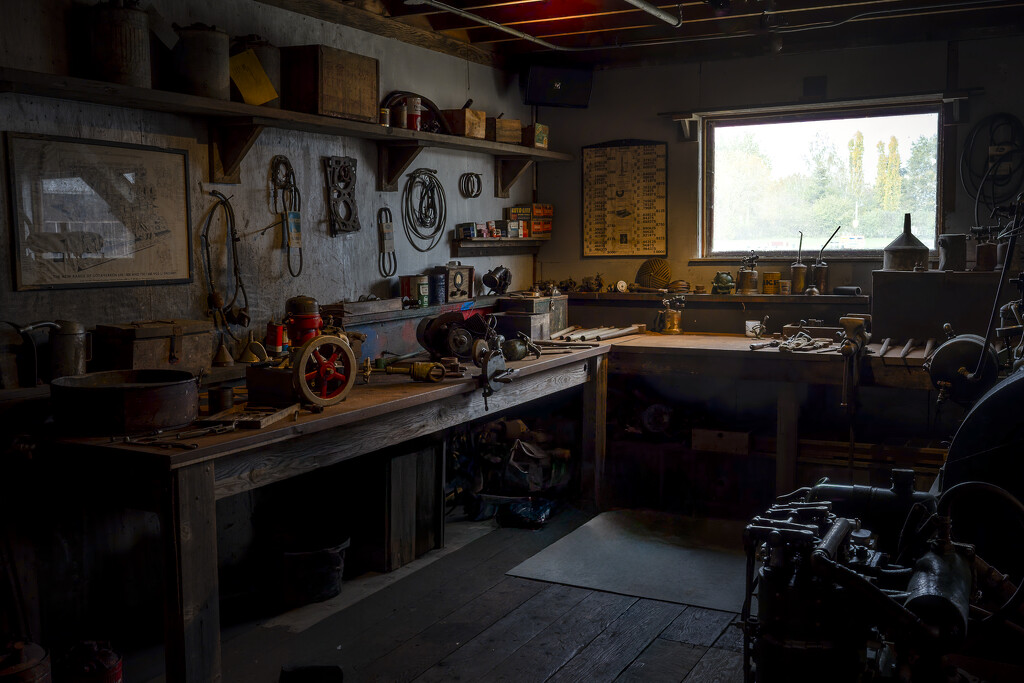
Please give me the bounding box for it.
[173,24,229,100]
[50,369,198,436]
[88,2,151,88]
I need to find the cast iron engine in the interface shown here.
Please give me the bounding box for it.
[743,470,1024,682]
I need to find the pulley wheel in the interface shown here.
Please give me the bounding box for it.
[293,335,357,406]
[447,326,475,357]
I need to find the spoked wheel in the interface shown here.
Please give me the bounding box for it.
[293,335,357,406]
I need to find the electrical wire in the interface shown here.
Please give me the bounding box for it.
[459,172,482,199]
[200,191,249,340]
[958,113,1024,224]
[401,168,447,252]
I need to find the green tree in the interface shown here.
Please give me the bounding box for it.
[848,131,864,199]
[875,136,902,211]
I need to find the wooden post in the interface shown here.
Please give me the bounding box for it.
[582,354,609,509]
[386,451,418,571]
[776,384,799,496]
[160,463,221,683]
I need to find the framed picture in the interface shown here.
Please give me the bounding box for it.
[5,133,192,290]
[582,139,667,257]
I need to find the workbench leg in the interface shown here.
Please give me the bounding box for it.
[583,354,608,509]
[776,384,799,496]
[160,463,221,683]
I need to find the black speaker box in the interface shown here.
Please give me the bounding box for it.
[523,66,592,108]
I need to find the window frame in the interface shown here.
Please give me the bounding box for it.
[698,97,947,260]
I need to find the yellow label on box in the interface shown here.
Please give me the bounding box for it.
[229,49,278,105]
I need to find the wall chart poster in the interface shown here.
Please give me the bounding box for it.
[582,140,667,257]
[6,133,192,290]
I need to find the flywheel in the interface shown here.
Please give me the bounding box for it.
[293,335,357,406]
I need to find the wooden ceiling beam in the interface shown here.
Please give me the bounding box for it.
[384,0,547,18]
[254,0,502,68]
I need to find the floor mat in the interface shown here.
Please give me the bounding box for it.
[506,510,747,612]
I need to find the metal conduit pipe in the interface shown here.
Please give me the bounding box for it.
[404,0,1015,52]
[623,0,683,27]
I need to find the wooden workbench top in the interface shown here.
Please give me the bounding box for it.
[60,342,617,471]
[613,333,931,366]
[609,333,933,389]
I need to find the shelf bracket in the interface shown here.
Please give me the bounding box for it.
[209,119,264,184]
[494,156,534,198]
[377,141,424,192]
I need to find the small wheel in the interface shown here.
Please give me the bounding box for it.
[293,335,357,406]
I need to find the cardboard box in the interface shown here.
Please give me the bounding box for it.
[280,45,378,122]
[521,123,549,149]
[691,428,751,455]
[486,117,521,143]
[504,206,533,222]
[529,217,552,239]
[441,109,486,138]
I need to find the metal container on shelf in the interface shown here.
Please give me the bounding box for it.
[174,24,230,100]
[50,320,91,380]
[883,213,930,271]
[231,34,281,107]
[937,233,967,271]
[88,1,151,88]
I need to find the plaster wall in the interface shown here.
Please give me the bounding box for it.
[535,37,1024,296]
[0,0,538,386]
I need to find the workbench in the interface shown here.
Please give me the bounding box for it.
[608,333,934,497]
[55,345,611,683]
[47,332,935,683]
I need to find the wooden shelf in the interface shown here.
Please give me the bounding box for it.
[0,68,573,188]
[568,292,870,304]
[451,237,547,257]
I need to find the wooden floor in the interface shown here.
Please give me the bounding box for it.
[136,508,745,682]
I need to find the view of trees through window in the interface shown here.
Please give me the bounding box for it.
[708,110,939,253]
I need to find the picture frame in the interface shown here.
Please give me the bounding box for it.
[5,133,192,290]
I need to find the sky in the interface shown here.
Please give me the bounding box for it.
[715,112,939,182]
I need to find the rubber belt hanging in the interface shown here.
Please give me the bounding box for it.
[271,155,303,277]
[377,207,398,278]
[459,172,482,198]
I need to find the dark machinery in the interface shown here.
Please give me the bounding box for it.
[743,468,1024,683]
[416,311,500,360]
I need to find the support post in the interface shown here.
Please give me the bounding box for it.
[582,354,609,509]
[161,462,221,683]
[776,383,799,496]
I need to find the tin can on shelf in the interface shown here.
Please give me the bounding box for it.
[379,107,390,127]
[400,275,430,308]
[392,103,407,129]
[762,271,781,294]
[406,96,422,131]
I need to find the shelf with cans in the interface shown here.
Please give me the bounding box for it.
[0,67,573,187]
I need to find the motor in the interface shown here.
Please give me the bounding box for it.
[743,469,1024,682]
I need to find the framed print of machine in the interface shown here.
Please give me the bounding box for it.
[5,133,192,291]
[582,139,667,257]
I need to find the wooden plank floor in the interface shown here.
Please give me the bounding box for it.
[134,507,744,682]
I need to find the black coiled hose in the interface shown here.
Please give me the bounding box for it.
[402,168,447,252]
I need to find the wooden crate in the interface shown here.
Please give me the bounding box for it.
[521,123,549,149]
[92,319,213,375]
[441,109,486,138]
[280,45,378,122]
[486,117,521,143]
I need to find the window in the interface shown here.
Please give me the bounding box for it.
[702,105,941,256]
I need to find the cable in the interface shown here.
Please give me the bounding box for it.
[271,155,303,278]
[200,191,249,340]
[958,113,1024,222]
[402,168,447,252]
[459,172,482,199]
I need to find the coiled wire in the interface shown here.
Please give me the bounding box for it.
[402,168,447,252]
[459,172,482,198]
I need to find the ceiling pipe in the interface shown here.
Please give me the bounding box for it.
[403,0,1017,53]
[622,1,684,27]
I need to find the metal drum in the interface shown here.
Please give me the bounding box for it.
[51,369,198,436]
[174,24,229,99]
[88,1,151,88]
